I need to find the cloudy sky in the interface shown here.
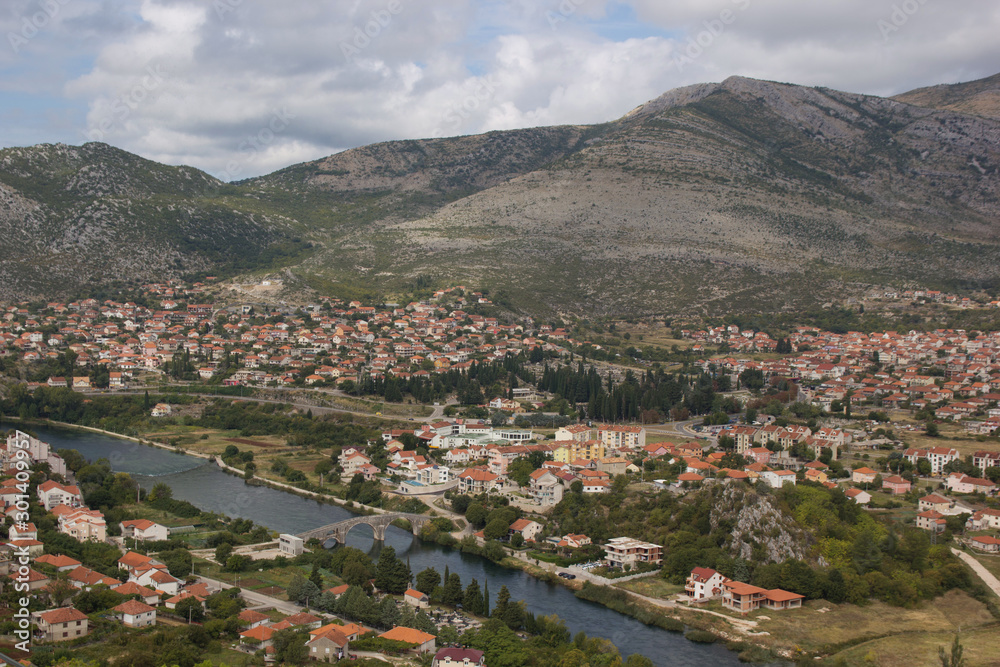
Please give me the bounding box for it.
[2,0,999,180]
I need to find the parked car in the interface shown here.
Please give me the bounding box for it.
[558,572,576,579]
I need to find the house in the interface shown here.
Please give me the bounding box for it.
[111,581,160,606]
[762,589,805,611]
[306,626,350,662]
[32,607,89,642]
[604,537,662,569]
[903,447,960,475]
[721,581,768,614]
[279,534,305,556]
[238,609,270,630]
[760,469,796,489]
[882,475,911,495]
[36,480,83,511]
[113,600,157,628]
[528,469,564,506]
[915,510,947,533]
[969,536,1000,553]
[851,467,878,485]
[597,424,646,449]
[457,468,500,495]
[120,519,169,542]
[240,624,276,649]
[944,473,996,496]
[34,554,81,573]
[845,488,871,505]
[59,508,107,542]
[684,567,729,601]
[972,451,1000,475]
[404,589,430,608]
[433,648,486,667]
[918,493,955,514]
[557,534,592,549]
[967,509,1000,531]
[508,518,543,543]
[379,626,436,654]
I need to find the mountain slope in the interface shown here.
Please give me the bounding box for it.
[1,73,999,315]
[0,143,310,297]
[892,72,1000,120]
[283,75,1000,314]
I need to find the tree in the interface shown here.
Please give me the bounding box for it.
[374,546,411,595]
[926,421,940,437]
[717,435,735,453]
[984,466,1000,483]
[175,596,206,623]
[466,502,488,528]
[215,542,233,564]
[415,567,441,595]
[443,573,463,606]
[309,562,324,590]
[939,634,965,667]
[464,579,485,615]
[484,517,510,541]
[272,628,310,665]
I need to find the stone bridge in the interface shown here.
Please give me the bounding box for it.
[297,512,432,544]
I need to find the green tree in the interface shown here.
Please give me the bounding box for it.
[175,596,206,623]
[443,573,463,606]
[484,517,510,541]
[309,562,324,590]
[415,567,441,595]
[939,634,965,667]
[272,628,310,665]
[464,579,485,615]
[374,546,411,595]
[466,502,488,528]
[214,542,233,565]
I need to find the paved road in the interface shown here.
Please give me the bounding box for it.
[196,575,308,615]
[952,548,1000,598]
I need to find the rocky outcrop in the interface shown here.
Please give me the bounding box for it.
[709,484,812,564]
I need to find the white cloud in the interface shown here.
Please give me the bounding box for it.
[1,0,997,178]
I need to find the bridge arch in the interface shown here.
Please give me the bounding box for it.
[298,512,432,545]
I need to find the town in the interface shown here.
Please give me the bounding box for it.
[2,281,1000,665]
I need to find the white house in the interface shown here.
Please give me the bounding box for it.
[120,519,169,542]
[685,567,730,601]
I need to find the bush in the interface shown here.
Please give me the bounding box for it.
[684,630,718,644]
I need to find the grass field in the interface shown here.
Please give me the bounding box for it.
[615,576,684,599]
[823,624,1000,667]
[751,589,994,656]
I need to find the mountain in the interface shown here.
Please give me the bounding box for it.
[0,142,310,297]
[2,73,1000,315]
[892,72,1000,120]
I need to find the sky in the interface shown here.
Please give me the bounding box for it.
[2,0,999,181]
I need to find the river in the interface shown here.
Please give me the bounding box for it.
[12,422,742,666]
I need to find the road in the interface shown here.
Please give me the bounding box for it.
[645,418,717,444]
[951,548,1000,598]
[196,574,308,615]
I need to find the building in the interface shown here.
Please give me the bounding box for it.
[685,567,729,601]
[58,508,107,542]
[944,473,996,496]
[433,648,486,667]
[881,475,911,495]
[120,519,169,542]
[306,626,350,662]
[404,589,430,608]
[553,440,605,464]
[113,600,157,628]
[760,469,796,489]
[851,467,878,485]
[554,425,592,442]
[32,607,89,642]
[915,510,947,533]
[596,424,646,450]
[972,451,1000,475]
[528,469,564,506]
[508,518,543,543]
[969,536,1000,553]
[604,537,662,569]
[903,447,960,475]
[967,509,1000,531]
[36,480,83,511]
[280,534,305,556]
[722,582,804,614]
[379,626,436,654]
[457,468,501,495]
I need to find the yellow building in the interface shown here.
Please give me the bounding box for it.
[553,439,606,463]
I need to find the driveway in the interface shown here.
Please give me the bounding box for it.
[952,548,1000,598]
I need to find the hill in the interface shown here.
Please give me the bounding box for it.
[892,72,1000,120]
[2,73,999,315]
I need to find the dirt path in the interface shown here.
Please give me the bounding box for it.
[952,548,1000,598]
